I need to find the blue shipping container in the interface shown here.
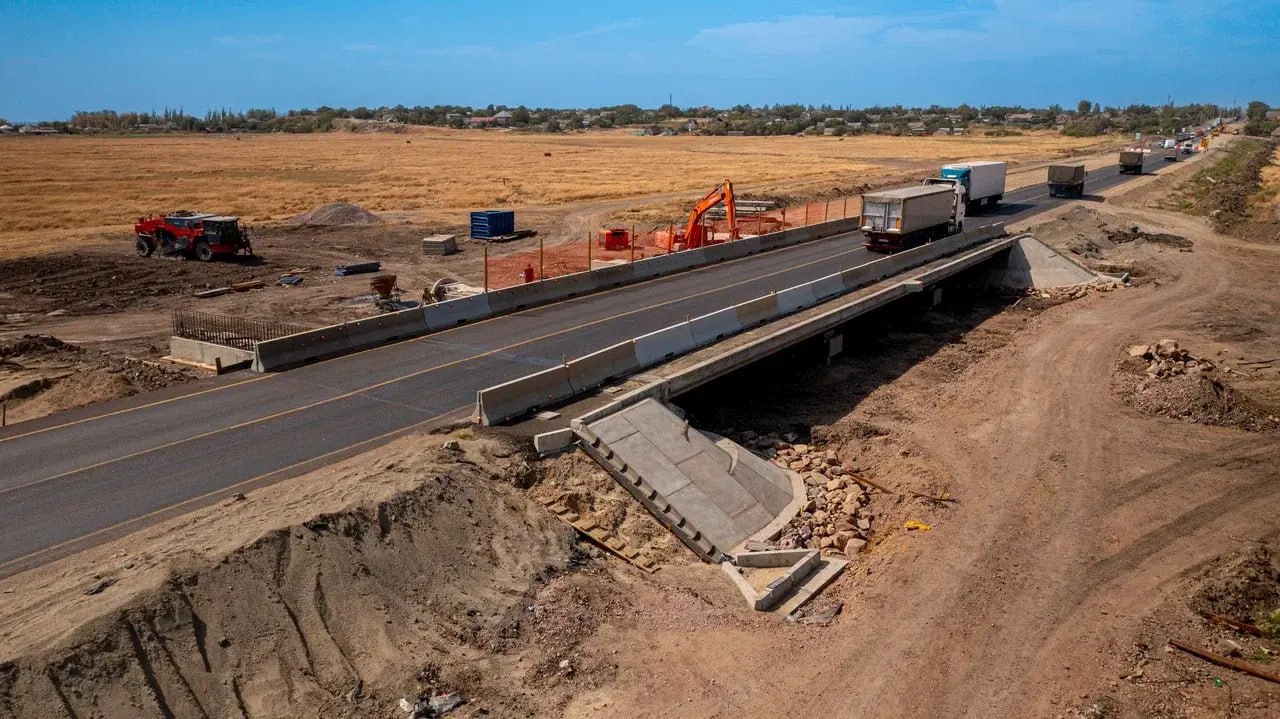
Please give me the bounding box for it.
[470,210,515,239]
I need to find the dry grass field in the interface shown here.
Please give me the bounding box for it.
[0,128,1115,258]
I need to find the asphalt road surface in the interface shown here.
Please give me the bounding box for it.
[0,152,1173,575]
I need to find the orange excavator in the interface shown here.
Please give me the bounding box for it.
[655,180,739,251]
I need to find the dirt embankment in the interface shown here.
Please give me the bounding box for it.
[0,334,194,424]
[0,434,588,718]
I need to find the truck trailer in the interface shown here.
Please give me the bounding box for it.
[1046,164,1086,198]
[935,161,1007,212]
[1118,150,1146,175]
[861,184,962,253]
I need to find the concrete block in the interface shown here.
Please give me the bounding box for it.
[732,295,781,328]
[253,323,354,372]
[734,548,818,569]
[776,283,818,314]
[476,363,573,425]
[533,428,575,455]
[539,271,595,299]
[688,307,742,346]
[343,306,429,347]
[633,322,697,367]
[422,293,492,330]
[168,337,254,372]
[809,272,846,301]
[566,341,640,393]
[589,263,636,290]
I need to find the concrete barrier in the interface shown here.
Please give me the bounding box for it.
[703,241,751,263]
[566,341,640,393]
[775,283,818,314]
[631,252,693,280]
[733,295,782,329]
[253,323,355,372]
[168,337,254,372]
[476,363,574,425]
[634,323,698,367]
[257,214,870,374]
[689,307,742,346]
[589,263,637,290]
[810,273,845,301]
[422,294,492,330]
[343,307,429,347]
[539,271,595,299]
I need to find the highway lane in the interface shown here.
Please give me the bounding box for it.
[0,151,1172,572]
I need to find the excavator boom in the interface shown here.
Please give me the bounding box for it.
[679,179,738,248]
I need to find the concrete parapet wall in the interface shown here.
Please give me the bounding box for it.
[168,337,254,372]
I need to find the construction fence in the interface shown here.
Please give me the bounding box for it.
[484,194,864,289]
[172,309,309,351]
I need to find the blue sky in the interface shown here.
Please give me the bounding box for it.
[1,0,1277,121]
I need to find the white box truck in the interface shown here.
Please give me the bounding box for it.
[935,161,1007,212]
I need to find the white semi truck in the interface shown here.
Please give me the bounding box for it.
[929,161,1007,213]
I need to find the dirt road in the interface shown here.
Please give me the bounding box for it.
[559,174,1280,717]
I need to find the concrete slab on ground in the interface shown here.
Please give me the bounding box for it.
[585,398,800,553]
[991,235,1099,289]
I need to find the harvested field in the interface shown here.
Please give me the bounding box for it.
[0,129,1115,258]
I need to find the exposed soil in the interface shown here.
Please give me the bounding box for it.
[1113,343,1278,431]
[0,334,195,424]
[2,137,1279,719]
[290,201,382,226]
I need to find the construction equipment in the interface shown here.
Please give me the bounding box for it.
[1047,164,1086,198]
[861,184,963,253]
[655,180,739,251]
[597,228,631,251]
[1118,150,1146,175]
[134,212,253,261]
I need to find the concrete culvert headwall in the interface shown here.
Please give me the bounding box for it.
[0,470,574,718]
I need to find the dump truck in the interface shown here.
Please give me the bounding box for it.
[134,212,253,260]
[932,161,1006,213]
[1118,150,1145,175]
[860,184,962,253]
[1047,164,1086,198]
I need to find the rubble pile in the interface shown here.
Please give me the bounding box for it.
[1128,338,1215,379]
[738,431,874,559]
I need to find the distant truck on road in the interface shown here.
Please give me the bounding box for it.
[930,161,1007,213]
[1046,164,1086,198]
[861,184,963,253]
[1118,150,1146,175]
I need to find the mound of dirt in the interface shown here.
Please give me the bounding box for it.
[1192,544,1280,627]
[0,334,194,423]
[291,202,381,226]
[0,436,585,718]
[1113,340,1276,431]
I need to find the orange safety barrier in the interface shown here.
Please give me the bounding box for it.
[480,193,864,289]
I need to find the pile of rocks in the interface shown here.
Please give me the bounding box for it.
[738,432,872,560]
[1128,338,1215,379]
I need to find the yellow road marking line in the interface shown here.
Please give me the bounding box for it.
[1,241,871,496]
[0,404,469,577]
